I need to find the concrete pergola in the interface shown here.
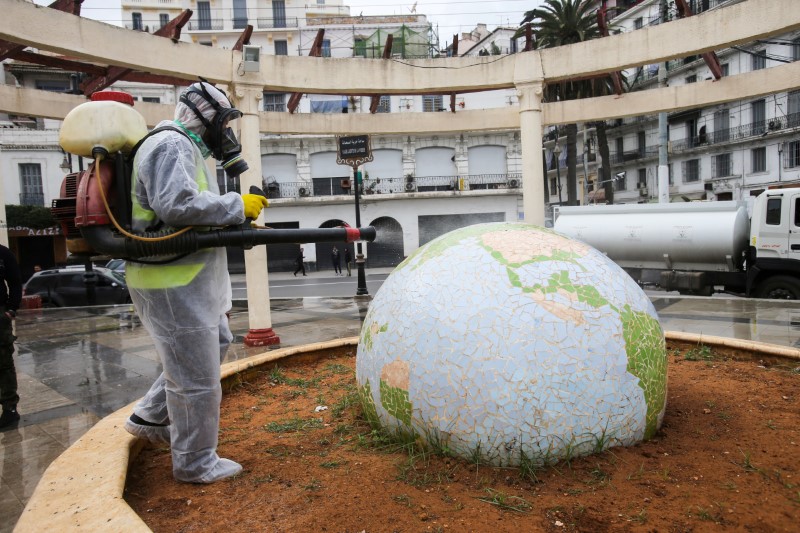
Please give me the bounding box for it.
[2,0,799,339]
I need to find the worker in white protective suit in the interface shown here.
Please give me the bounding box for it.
[123,81,268,483]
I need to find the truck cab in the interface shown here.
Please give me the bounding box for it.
[747,187,800,298]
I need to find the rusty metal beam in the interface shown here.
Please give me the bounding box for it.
[675,0,723,80]
[0,0,83,60]
[597,5,625,95]
[233,25,253,51]
[369,34,394,114]
[80,10,193,95]
[123,72,192,86]
[525,24,533,52]
[288,29,325,113]
[7,50,106,76]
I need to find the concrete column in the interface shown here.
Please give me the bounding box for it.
[233,83,279,346]
[516,81,546,225]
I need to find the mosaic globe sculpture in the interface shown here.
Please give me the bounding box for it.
[356,222,667,466]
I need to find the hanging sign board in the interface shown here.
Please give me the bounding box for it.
[336,135,373,168]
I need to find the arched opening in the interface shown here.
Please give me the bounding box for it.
[368,217,404,267]
[315,219,350,274]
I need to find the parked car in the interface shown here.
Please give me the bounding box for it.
[23,266,130,307]
[105,258,126,276]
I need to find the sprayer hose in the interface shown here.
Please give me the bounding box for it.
[92,154,193,242]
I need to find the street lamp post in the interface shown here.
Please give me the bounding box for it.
[353,167,368,296]
[553,143,563,204]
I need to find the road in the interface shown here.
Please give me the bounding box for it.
[231,272,391,299]
[231,271,745,300]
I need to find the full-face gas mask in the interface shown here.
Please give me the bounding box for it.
[180,81,250,179]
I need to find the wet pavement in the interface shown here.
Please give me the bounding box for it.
[2,281,800,531]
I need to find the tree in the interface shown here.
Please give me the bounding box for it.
[519,0,618,205]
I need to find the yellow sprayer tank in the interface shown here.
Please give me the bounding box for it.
[59,91,147,158]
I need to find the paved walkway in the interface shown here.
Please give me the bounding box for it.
[2,292,800,531]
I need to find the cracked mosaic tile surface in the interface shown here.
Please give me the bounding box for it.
[356,222,667,466]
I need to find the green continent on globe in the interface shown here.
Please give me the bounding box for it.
[620,305,667,439]
[379,379,413,426]
[358,381,381,430]
[361,321,388,351]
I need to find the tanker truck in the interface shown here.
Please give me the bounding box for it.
[553,187,800,299]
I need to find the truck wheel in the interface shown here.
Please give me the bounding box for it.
[755,276,800,300]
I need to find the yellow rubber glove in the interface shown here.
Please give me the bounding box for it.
[242,194,269,219]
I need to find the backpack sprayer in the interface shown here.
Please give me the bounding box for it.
[52,91,375,260]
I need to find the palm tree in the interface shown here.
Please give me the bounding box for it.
[519,0,617,205]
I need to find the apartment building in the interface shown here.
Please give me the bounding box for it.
[600,0,800,205]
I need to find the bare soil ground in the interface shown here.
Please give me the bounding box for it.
[125,342,800,532]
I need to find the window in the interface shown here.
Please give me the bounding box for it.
[752,147,767,173]
[422,95,443,112]
[752,49,767,71]
[721,63,729,77]
[787,141,800,168]
[712,153,732,178]
[232,0,248,29]
[549,177,558,197]
[683,159,700,182]
[376,95,390,113]
[788,90,800,128]
[354,38,366,57]
[35,80,69,92]
[713,109,729,143]
[637,131,646,156]
[510,39,518,54]
[793,38,800,61]
[19,163,43,206]
[615,137,624,162]
[321,39,331,57]
[615,172,626,191]
[263,92,286,112]
[685,74,697,84]
[273,0,286,28]
[634,17,643,30]
[142,97,160,103]
[752,99,766,135]
[766,198,782,225]
[637,168,647,187]
[274,40,288,56]
[668,163,674,185]
[686,118,697,147]
[159,14,169,28]
[197,1,211,30]
[132,12,142,31]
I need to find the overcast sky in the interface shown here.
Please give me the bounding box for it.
[64,0,542,42]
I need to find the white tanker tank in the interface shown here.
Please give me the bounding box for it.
[554,201,750,272]
[553,189,800,299]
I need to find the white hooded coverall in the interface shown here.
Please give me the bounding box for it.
[127,84,246,483]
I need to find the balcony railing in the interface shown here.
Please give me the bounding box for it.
[257,17,298,29]
[671,117,786,152]
[263,174,523,199]
[188,19,224,31]
[609,146,659,165]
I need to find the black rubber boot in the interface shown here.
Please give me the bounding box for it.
[0,408,20,430]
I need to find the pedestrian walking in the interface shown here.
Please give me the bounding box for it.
[294,247,307,277]
[331,246,342,276]
[0,245,22,431]
[344,247,352,276]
